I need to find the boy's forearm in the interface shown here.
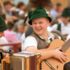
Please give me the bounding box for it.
[26,47,54,60]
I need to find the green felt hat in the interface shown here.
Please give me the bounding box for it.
[28,7,52,25]
[61,7,70,17]
[0,17,7,32]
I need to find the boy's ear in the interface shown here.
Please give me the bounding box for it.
[47,20,52,26]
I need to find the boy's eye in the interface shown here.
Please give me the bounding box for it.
[39,22,42,24]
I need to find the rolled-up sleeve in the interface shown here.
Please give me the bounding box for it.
[22,36,37,51]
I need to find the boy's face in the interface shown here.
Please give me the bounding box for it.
[32,18,50,35]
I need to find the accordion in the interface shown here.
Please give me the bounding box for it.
[2,51,40,70]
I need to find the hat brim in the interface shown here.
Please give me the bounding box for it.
[29,16,52,25]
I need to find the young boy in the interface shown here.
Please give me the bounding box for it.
[22,7,67,70]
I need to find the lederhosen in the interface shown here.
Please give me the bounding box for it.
[31,32,54,49]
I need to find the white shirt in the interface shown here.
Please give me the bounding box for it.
[22,36,37,51]
[21,33,26,42]
[49,20,70,35]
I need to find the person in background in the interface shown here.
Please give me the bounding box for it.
[16,2,27,18]
[3,1,18,23]
[0,17,10,52]
[14,20,27,42]
[49,7,70,40]
[50,3,63,20]
[4,21,18,42]
[3,1,14,15]
[17,2,27,12]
